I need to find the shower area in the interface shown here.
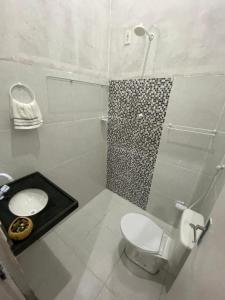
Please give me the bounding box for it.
[107,78,173,210]
[106,2,225,229]
[106,74,225,227]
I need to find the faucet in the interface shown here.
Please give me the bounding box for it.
[0,173,14,200]
[189,223,205,243]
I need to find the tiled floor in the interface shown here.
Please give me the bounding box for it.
[18,189,174,300]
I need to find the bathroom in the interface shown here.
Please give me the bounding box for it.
[0,0,225,299]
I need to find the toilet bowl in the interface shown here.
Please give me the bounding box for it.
[120,213,172,274]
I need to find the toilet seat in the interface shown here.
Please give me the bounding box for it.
[121,213,164,254]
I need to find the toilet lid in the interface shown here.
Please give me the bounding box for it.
[121,213,164,253]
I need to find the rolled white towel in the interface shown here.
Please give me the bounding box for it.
[9,83,43,130]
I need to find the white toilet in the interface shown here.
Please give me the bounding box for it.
[121,213,172,274]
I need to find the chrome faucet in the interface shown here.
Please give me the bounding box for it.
[0,173,14,200]
[189,223,205,243]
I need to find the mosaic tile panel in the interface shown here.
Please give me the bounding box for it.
[107,78,173,209]
[107,118,135,150]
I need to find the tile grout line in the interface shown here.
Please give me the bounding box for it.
[93,255,124,300]
[54,209,125,295]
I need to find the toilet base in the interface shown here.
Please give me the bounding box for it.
[124,243,167,275]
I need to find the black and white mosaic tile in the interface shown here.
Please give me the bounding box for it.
[107,78,173,209]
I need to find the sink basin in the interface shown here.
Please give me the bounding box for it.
[8,189,48,216]
[180,209,204,249]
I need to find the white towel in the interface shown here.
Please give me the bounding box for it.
[10,98,43,130]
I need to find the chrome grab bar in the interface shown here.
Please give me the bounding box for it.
[167,123,217,137]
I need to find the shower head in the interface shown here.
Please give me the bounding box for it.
[134,24,154,40]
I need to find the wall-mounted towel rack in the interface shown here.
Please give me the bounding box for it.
[167,123,217,137]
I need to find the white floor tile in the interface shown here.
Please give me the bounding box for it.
[88,189,174,237]
[55,206,101,247]
[36,268,103,300]
[81,189,129,220]
[19,231,104,300]
[19,189,172,300]
[67,223,125,282]
[96,286,120,300]
[106,253,164,300]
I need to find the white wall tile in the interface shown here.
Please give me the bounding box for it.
[190,171,213,208]
[0,60,108,208]
[197,170,225,220]
[46,77,108,123]
[165,76,225,130]
[47,77,73,114]
[149,75,225,225]
[45,146,107,207]
[158,126,209,172]
[71,81,106,116]
[150,161,199,205]
[201,131,225,175]
[217,106,225,133]
[147,190,180,226]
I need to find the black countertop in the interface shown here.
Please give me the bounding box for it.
[0,172,78,255]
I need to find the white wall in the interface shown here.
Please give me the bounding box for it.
[147,74,225,225]
[162,179,225,300]
[0,0,110,207]
[110,0,225,78]
[0,61,108,207]
[195,107,225,221]
[0,0,110,80]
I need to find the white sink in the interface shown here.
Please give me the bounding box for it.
[8,189,48,216]
[180,209,204,249]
